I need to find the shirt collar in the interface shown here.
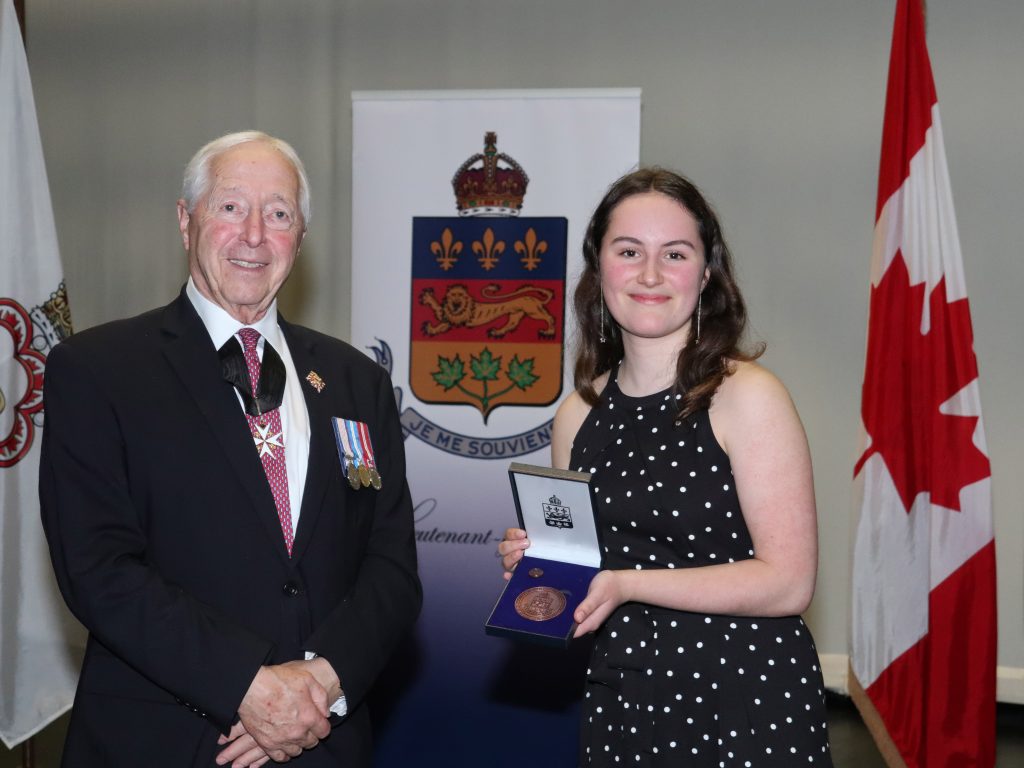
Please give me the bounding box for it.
[186,277,282,351]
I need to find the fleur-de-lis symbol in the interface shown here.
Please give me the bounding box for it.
[514,228,548,271]
[431,228,463,271]
[473,228,505,271]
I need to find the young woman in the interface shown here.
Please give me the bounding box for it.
[499,169,832,766]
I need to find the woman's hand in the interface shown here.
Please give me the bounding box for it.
[573,570,631,637]
[497,528,530,580]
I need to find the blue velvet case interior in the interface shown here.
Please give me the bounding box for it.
[485,554,599,647]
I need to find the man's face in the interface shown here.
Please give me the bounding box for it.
[178,142,304,325]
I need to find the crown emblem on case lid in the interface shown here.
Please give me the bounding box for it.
[451,132,529,217]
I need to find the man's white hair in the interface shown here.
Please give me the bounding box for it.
[181,130,311,225]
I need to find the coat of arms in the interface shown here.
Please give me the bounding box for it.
[542,494,573,529]
[410,133,566,422]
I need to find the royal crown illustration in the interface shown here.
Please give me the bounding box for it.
[452,132,529,217]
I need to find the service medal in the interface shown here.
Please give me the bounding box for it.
[332,417,365,490]
[356,420,382,492]
[514,586,566,622]
[347,461,361,490]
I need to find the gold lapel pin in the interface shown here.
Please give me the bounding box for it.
[305,371,326,393]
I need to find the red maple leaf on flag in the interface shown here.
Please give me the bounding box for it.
[854,251,989,512]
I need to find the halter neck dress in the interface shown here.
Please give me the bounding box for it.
[570,373,832,767]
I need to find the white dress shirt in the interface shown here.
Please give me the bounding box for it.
[186,278,310,527]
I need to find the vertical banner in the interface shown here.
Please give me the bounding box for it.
[849,1,996,766]
[0,0,84,747]
[352,90,640,766]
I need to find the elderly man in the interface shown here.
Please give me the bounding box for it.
[40,131,421,767]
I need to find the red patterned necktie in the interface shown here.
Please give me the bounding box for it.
[238,327,294,555]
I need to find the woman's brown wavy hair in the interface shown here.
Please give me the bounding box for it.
[573,167,763,418]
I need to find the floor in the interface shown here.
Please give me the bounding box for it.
[2,694,1022,766]
[823,693,1024,767]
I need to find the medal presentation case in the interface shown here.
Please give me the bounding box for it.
[485,462,602,647]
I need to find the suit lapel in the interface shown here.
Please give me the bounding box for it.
[283,321,350,562]
[159,292,292,564]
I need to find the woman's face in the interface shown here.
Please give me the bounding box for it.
[599,191,709,348]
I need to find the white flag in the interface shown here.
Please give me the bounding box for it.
[0,0,85,747]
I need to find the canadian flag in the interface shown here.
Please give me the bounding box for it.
[849,1,997,766]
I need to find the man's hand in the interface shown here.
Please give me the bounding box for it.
[215,722,270,767]
[304,656,343,705]
[235,662,331,762]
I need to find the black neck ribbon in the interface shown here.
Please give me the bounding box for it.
[219,336,286,417]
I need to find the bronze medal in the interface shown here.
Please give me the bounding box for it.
[358,464,371,487]
[369,467,382,490]
[346,459,361,490]
[514,586,566,622]
[528,567,544,578]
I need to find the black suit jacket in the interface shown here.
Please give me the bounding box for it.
[39,291,421,767]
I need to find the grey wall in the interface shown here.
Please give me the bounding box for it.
[26,0,1024,696]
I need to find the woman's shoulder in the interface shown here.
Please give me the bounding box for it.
[710,360,800,451]
[554,374,607,433]
[551,373,609,469]
[715,359,790,404]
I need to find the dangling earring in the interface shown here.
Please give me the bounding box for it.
[599,287,607,344]
[695,291,702,345]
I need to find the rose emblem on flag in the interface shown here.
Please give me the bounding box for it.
[0,298,46,467]
[409,133,567,423]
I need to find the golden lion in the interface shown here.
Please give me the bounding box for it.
[419,283,556,338]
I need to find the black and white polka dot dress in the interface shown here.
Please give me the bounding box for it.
[571,375,832,767]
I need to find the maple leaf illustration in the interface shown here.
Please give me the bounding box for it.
[431,355,465,390]
[470,348,501,382]
[854,251,989,512]
[507,355,539,390]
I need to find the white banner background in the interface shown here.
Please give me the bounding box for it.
[352,89,640,766]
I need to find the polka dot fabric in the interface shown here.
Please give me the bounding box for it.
[572,375,832,766]
[239,328,294,556]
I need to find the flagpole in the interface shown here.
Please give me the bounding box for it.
[16,8,33,768]
[848,664,908,768]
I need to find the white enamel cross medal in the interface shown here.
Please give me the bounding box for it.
[253,421,284,459]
